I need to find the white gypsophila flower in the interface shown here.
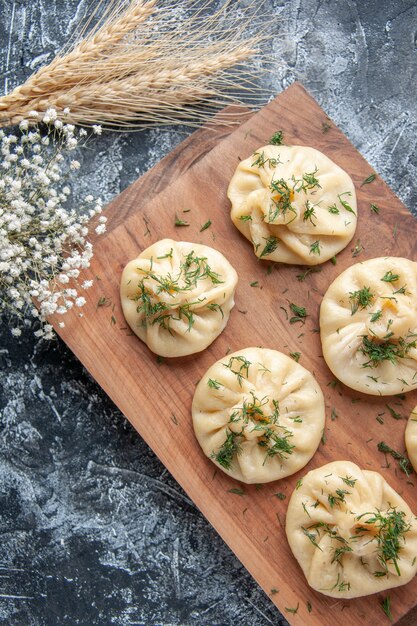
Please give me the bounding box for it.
[92,125,102,135]
[95,224,106,235]
[0,114,104,340]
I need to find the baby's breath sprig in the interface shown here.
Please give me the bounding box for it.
[0,108,104,339]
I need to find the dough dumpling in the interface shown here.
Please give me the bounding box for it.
[192,347,325,483]
[320,256,417,395]
[286,460,417,598]
[120,239,238,357]
[227,145,357,265]
[405,405,417,473]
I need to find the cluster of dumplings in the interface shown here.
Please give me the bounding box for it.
[119,139,417,601]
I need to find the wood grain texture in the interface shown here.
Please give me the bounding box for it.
[55,83,417,625]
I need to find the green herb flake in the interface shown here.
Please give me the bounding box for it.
[259,236,279,258]
[309,240,321,255]
[269,130,284,145]
[381,271,400,283]
[285,603,299,615]
[270,588,279,595]
[296,266,321,282]
[307,600,313,613]
[351,239,364,257]
[228,487,245,496]
[331,407,338,421]
[322,120,331,133]
[361,173,376,186]
[289,303,307,324]
[274,492,286,500]
[349,286,374,315]
[338,191,356,216]
[377,442,413,476]
[175,213,189,227]
[381,596,393,621]
[207,378,222,390]
[200,219,212,232]
[97,296,111,308]
[250,281,259,287]
[289,351,301,362]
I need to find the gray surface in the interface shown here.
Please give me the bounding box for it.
[1,0,416,624]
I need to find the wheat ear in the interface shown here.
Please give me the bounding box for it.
[0,0,273,129]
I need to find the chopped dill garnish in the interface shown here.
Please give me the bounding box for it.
[309,240,321,255]
[289,303,307,324]
[357,507,411,576]
[296,266,321,281]
[339,475,357,487]
[223,355,251,385]
[259,236,279,258]
[338,191,356,215]
[385,404,402,420]
[268,178,296,222]
[381,596,393,621]
[327,488,350,508]
[97,295,111,308]
[212,430,242,470]
[238,214,252,222]
[381,270,400,283]
[174,213,189,226]
[285,603,299,615]
[377,442,412,476]
[269,130,284,145]
[370,310,383,323]
[351,239,363,257]
[328,203,339,214]
[301,527,322,550]
[275,492,286,500]
[200,219,212,232]
[303,200,317,224]
[349,286,374,315]
[252,151,280,168]
[361,173,376,186]
[360,334,417,368]
[207,378,222,390]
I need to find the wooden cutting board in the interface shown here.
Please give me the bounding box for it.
[55,83,417,625]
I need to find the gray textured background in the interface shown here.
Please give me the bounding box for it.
[1,1,416,624]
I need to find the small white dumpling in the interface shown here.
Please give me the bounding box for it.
[192,347,325,483]
[320,256,417,395]
[286,460,417,599]
[120,239,237,357]
[405,406,417,473]
[227,145,357,265]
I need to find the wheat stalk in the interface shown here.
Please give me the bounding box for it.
[0,0,272,129]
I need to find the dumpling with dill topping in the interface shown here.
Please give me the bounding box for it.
[286,460,417,598]
[320,256,417,395]
[120,239,238,357]
[192,347,325,483]
[227,144,357,265]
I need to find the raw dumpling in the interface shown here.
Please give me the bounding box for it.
[320,256,417,395]
[120,239,238,357]
[405,405,417,473]
[286,460,417,598]
[192,347,325,483]
[227,145,357,265]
